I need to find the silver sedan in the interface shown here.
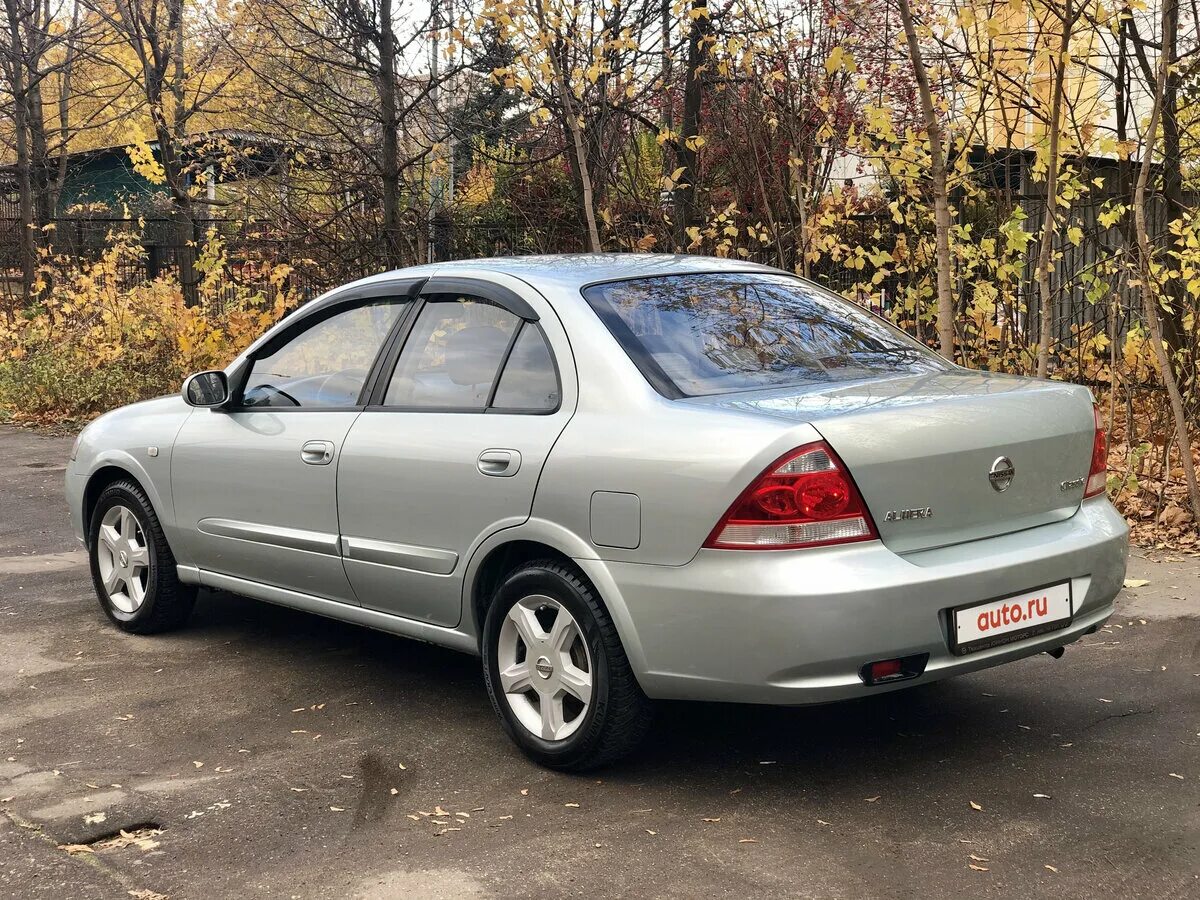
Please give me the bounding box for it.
[65,255,1129,769]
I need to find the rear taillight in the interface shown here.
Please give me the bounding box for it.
[705,442,877,550]
[1085,404,1108,498]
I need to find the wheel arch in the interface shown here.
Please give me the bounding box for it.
[81,454,170,542]
[463,523,649,683]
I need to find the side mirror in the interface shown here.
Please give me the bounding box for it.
[183,370,230,408]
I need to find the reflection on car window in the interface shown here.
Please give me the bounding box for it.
[384,297,520,409]
[242,301,404,408]
[492,325,560,411]
[581,273,949,397]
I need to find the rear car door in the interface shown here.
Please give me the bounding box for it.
[336,277,573,627]
[172,287,415,601]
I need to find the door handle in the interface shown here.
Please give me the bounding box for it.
[477,448,521,477]
[300,440,335,466]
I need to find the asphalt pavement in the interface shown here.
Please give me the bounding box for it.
[0,425,1197,899]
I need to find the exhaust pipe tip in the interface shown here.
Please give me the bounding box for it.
[1045,646,1066,660]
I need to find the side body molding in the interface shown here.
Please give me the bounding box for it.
[197,518,340,556]
[340,536,458,575]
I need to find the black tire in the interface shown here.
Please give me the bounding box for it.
[88,479,196,634]
[482,559,653,770]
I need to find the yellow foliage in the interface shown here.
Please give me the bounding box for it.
[0,233,298,424]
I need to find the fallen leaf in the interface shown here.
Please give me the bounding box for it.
[865,796,881,803]
[1045,865,1059,873]
[1169,773,1184,779]
[1033,793,1051,799]
[564,803,580,808]
[436,827,461,835]
[390,788,399,795]
[290,788,308,793]
[433,805,450,816]
[969,854,989,862]
[520,788,528,796]
[645,829,657,835]
[58,843,93,855]
[969,863,989,872]
[1098,698,1113,703]
[406,814,419,820]
[702,817,721,823]
[192,761,203,768]
[969,801,983,811]
[1122,578,1150,588]
[738,838,758,844]
[83,812,106,825]
[398,763,407,770]
[817,819,832,826]
[329,806,344,812]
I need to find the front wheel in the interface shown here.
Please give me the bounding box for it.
[88,479,196,634]
[482,560,653,770]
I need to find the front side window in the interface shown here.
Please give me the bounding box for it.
[242,300,404,408]
[581,273,950,397]
[384,297,521,409]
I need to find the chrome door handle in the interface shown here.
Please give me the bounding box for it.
[477,448,521,477]
[300,440,335,466]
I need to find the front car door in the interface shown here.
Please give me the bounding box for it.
[172,286,416,601]
[336,276,574,626]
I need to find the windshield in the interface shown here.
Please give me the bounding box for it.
[581,272,950,397]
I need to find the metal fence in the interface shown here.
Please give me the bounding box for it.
[0,190,1189,354]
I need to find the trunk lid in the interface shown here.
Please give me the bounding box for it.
[682,371,1096,554]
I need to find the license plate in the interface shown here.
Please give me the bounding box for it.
[952,582,1072,655]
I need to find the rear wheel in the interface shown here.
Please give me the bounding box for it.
[482,560,653,770]
[88,479,196,634]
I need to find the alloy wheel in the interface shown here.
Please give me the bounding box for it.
[496,594,594,741]
[96,505,150,614]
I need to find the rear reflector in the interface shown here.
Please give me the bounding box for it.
[1084,404,1108,498]
[859,653,929,686]
[705,442,877,550]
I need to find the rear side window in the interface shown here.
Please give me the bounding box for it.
[384,297,520,409]
[581,273,949,397]
[492,325,560,411]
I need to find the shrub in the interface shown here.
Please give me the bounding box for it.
[0,231,297,425]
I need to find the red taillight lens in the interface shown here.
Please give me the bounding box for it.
[705,442,878,550]
[1085,405,1108,498]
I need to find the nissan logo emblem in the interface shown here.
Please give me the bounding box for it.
[989,456,1015,492]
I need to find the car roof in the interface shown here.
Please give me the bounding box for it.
[348,253,786,297]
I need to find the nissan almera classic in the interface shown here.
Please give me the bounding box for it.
[66,254,1129,769]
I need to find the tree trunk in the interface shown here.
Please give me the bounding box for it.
[673,0,708,249]
[1133,0,1200,522]
[1156,0,1188,384]
[2,0,37,298]
[533,0,601,252]
[897,0,954,359]
[1034,1,1073,379]
[378,0,402,267]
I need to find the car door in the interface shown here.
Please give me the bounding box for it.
[336,277,574,627]
[172,289,414,601]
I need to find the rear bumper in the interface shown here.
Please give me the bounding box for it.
[591,498,1128,704]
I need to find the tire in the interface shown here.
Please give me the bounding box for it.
[88,479,196,634]
[482,559,653,770]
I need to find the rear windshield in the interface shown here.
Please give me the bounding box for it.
[581,272,950,397]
